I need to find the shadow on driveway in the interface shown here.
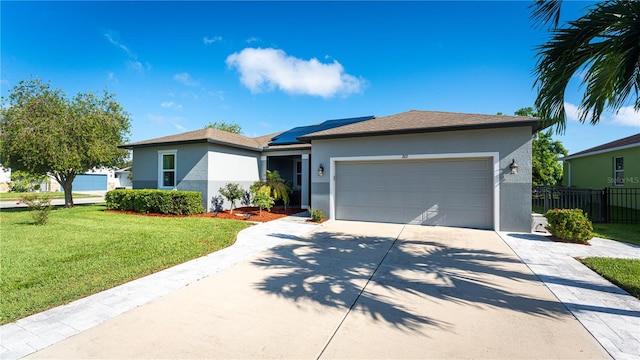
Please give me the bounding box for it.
[254,225,570,332]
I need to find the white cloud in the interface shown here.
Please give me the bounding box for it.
[104,32,134,58]
[565,102,640,127]
[106,72,119,84]
[246,37,260,44]
[147,113,186,131]
[609,106,640,127]
[161,101,183,110]
[174,72,199,87]
[225,47,366,98]
[203,36,222,44]
[105,31,150,73]
[564,102,582,122]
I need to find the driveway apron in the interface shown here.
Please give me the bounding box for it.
[26,221,609,359]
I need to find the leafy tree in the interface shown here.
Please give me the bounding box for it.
[218,183,245,214]
[250,170,292,210]
[0,78,131,207]
[205,121,242,134]
[531,0,640,133]
[9,170,48,192]
[513,106,568,186]
[252,189,275,216]
[532,129,568,186]
[514,107,536,117]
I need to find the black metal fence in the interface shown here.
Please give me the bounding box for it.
[532,186,640,224]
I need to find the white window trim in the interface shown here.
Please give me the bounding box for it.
[614,156,624,187]
[329,152,501,231]
[158,150,177,189]
[293,159,302,190]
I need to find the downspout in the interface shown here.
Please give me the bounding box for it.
[567,160,571,187]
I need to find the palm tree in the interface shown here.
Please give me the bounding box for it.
[251,170,291,210]
[532,0,640,133]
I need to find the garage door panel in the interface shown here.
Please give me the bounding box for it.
[335,158,493,229]
[71,174,108,191]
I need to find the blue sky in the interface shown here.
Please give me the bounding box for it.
[2,1,638,155]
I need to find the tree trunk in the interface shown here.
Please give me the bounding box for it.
[55,172,76,208]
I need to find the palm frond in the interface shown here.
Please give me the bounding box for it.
[530,0,563,29]
[534,0,640,133]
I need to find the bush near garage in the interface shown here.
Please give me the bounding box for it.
[105,189,204,215]
[544,208,593,243]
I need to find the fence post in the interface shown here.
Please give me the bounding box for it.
[602,187,609,223]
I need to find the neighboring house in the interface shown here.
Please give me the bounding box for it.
[114,167,132,189]
[0,166,126,192]
[121,110,542,232]
[0,167,11,192]
[562,133,640,189]
[48,168,127,192]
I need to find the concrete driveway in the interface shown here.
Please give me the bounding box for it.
[27,221,609,359]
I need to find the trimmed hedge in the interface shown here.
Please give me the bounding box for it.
[544,208,593,243]
[105,189,205,215]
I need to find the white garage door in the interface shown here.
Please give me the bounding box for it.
[335,158,493,229]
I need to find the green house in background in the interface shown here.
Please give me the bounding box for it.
[562,133,640,189]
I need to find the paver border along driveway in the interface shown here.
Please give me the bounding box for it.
[24,222,609,359]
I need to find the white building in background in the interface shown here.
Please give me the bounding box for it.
[0,167,11,192]
[0,167,132,193]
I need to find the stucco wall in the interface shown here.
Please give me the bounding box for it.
[206,144,260,211]
[132,142,261,211]
[563,147,640,189]
[310,127,534,232]
[132,143,209,209]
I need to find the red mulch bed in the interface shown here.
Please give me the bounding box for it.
[106,207,307,223]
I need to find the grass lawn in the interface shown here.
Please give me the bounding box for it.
[0,192,99,201]
[0,205,250,324]
[593,223,640,246]
[579,258,640,299]
[582,223,640,300]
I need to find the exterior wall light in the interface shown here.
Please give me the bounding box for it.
[509,159,519,175]
[318,164,324,177]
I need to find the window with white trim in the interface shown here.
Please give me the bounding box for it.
[293,159,302,189]
[614,156,624,186]
[159,150,177,188]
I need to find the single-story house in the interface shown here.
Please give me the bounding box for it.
[121,110,542,232]
[562,133,640,189]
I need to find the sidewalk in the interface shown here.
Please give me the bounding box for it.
[499,232,640,360]
[0,192,106,209]
[0,213,319,360]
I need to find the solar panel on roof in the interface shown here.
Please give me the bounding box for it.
[269,116,374,145]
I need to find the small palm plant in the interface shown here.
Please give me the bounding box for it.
[251,170,292,210]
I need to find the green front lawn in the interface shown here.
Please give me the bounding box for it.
[0,192,100,201]
[584,223,640,300]
[579,258,640,299]
[0,205,249,324]
[593,223,640,246]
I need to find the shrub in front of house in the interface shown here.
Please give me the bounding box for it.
[311,208,324,223]
[105,189,204,215]
[544,208,593,243]
[19,193,53,225]
[252,189,275,216]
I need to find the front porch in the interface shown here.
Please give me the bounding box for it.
[261,153,310,209]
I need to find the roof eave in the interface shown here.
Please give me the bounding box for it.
[561,143,640,161]
[119,138,262,152]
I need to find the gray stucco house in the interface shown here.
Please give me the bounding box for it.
[121,110,541,232]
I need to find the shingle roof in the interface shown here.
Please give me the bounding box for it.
[562,133,640,160]
[298,110,542,141]
[120,128,263,151]
[121,110,544,151]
